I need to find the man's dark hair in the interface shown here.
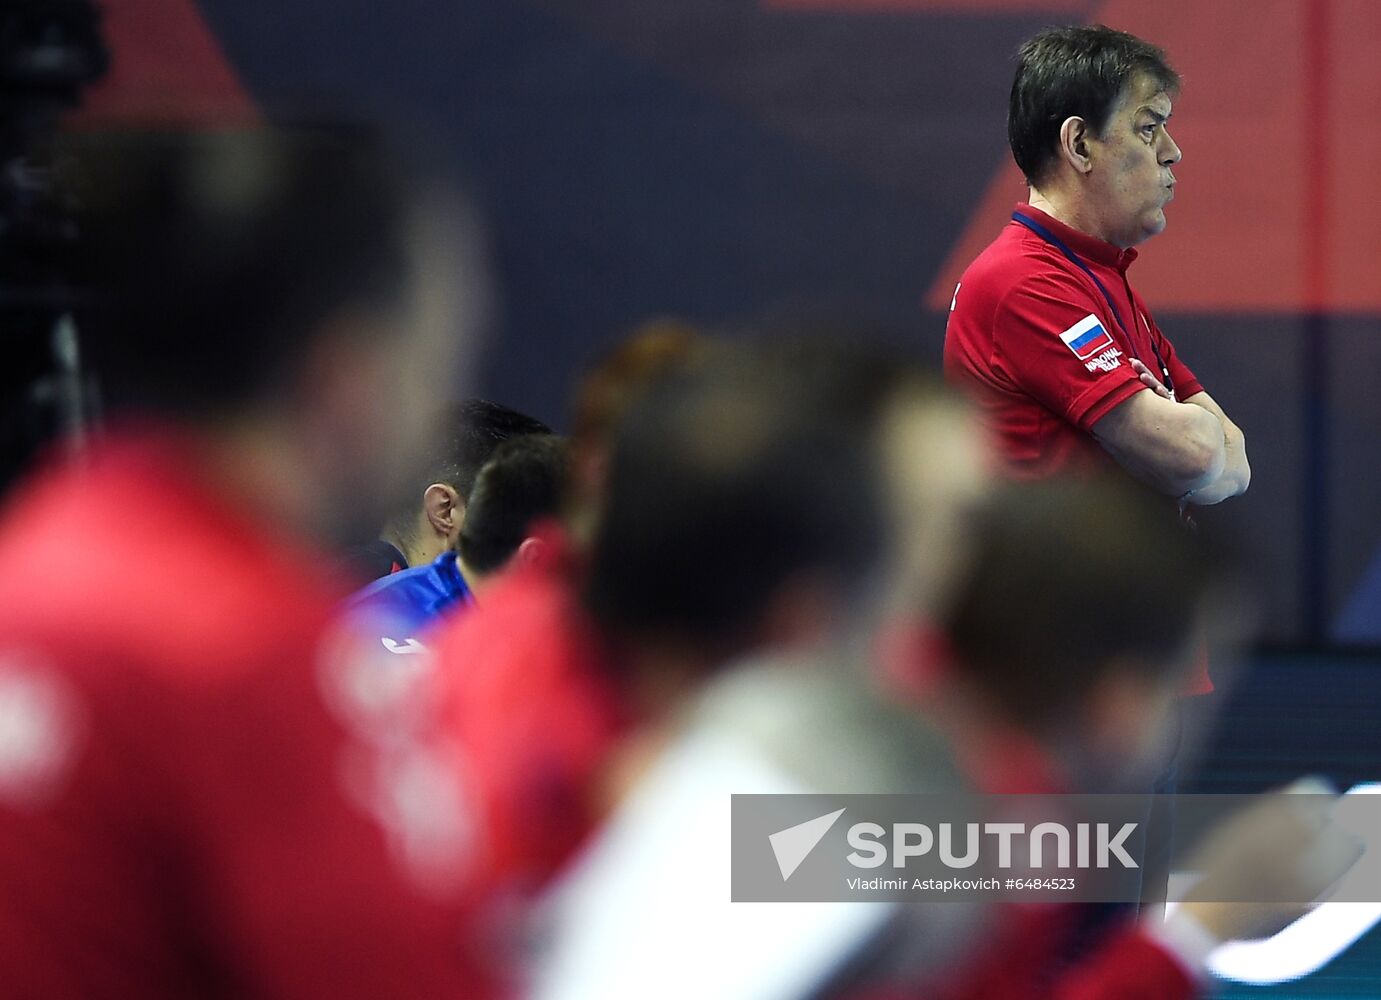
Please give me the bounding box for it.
[417,399,552,502]
[583,346,887,656]
[457,434,570,574]
[942,477,1235,730]
[63,124,429,418]
[1008,25,1179,186]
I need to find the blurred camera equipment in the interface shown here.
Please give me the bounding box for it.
[0,0,107,495]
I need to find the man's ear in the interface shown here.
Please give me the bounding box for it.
[514,535,547,566]
[1058,116,1094,175]
[422,483,463,538]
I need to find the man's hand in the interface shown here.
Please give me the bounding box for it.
[1091,377,1250,503]
[1180,390,1251,505]
[1130,358,1173,400]
[1091,390,1227,498]
[1176,779,1364,943]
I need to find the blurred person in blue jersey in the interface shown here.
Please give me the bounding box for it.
[0,124,487,998]
[346,433,571,653]
[344,398,551,580]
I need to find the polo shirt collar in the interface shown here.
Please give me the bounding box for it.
[428,550,474,611]
[1014,203,1139,272]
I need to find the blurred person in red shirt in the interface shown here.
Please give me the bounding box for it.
[521,349,998,1000]
[511,354,1353,1000]
[427,340,902,989]
[562,318,708,545]
[453,434,572,602]
[0,125,487,998]
[876,479,1359,1000]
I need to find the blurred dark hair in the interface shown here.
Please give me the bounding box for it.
[1009,25,1179,185]
[458,433,570,574]
[743,332,946,433]
[571,319,709,458]
[61,123,436,418]
[417,398,552,502]
[583,344,888,655]
[942,477,1236,729]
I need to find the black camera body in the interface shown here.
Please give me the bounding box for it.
[0,0,107,494]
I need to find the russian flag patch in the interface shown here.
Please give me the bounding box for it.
[1058,314,1115,361]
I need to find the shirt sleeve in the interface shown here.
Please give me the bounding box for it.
[991,271,1145,431]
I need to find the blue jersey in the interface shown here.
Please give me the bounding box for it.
[345,551,475,655]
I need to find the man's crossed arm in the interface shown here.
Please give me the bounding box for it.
[1092,359,1250,504]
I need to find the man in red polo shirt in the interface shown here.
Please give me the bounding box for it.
[0,127,485,998]
[944,25,1249,509]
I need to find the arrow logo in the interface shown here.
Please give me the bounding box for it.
[769,807,846,881]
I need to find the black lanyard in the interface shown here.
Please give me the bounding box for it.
[1011,211,1175,400]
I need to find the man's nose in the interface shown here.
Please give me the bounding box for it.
[1160,128,1182,166]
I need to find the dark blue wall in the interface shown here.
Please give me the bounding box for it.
[190,0,1381,647]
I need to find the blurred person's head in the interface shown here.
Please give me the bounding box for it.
[1010,25,1182,248]
[581,345,887,706]
[65,123,486,544]
[456,434,570,599]
[566,320,709,537]
[542,341,989,999]
[878,386,994,620]
[743,334,996,623]
[383,399,551,567]
[939,477,1238,787]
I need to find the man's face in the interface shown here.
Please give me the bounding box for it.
[1087,72,1182,248]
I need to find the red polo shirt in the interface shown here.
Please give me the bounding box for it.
[427,536,629,992]
[0,431,472,999]
[943,204,1202,480]
[943,205,1213,696]
[841,713,1199,1000]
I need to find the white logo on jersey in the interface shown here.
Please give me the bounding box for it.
[0,656,81,808]
[950,282,962,312]
[1084,347,1125,373]
[317,620,473,895]
[381,637,427,655]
